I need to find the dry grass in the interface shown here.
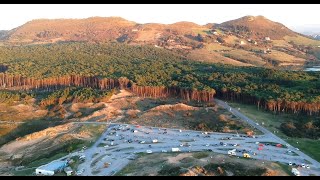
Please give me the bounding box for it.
[205,43,233,51]
[261,49,306,63]
[284,35,320,46]
[222,49,266,66]
[187,48,252,66]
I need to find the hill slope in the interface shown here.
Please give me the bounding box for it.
[218,15,296,40]
[1,16,320,67]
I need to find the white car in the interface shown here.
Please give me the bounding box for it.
[146,150,152,154]
[76,168,85,176]
[301,164,305,168]
[295,148,300,151]
[139,141,145,144]
[205,144,210,147]
[180,144,184,147]
[161,150,167,153]
[288,162,292,166]
[306,165,310,169]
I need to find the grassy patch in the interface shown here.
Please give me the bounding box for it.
[204,162,267,176]
[0,119,63,146]
[98,143,108,147]
[115,162,137,176]
[277,163,292,175]
[158,164,181,176]
[12,168,36,176]
[25,152,67,168]
[286,138,320,162]
[193,152,209,159]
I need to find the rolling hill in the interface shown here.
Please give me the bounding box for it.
[1,15,320,67]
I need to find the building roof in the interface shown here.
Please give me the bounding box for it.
[37,160,67,172]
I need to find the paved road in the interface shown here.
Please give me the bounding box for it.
[214,99,320,174]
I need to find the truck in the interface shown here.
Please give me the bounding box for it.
[172,148,181,152]
[228,149,237,156]
[291,168,300,176]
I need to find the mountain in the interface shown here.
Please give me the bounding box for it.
[309,34,320,40]
[1,15,320,67]
[5,17,136,43]
[217,15,295,40]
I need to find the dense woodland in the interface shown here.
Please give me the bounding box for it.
[0,42,320,116]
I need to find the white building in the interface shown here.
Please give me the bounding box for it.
[36,160,68,176]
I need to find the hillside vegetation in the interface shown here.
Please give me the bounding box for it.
[0,43,320,116]
[1,16,319,67]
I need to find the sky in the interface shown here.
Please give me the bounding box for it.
[0,4,319,32]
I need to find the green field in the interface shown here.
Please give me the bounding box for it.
[227,101,320,162]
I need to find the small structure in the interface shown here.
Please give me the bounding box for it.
[64,167,73,176]
[36,160,68,176]
[240,41,246,45]
[265,37,271,41]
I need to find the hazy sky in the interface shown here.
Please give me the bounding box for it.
[0,4,319,31]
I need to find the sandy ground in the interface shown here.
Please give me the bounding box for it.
[0,90,134,168]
